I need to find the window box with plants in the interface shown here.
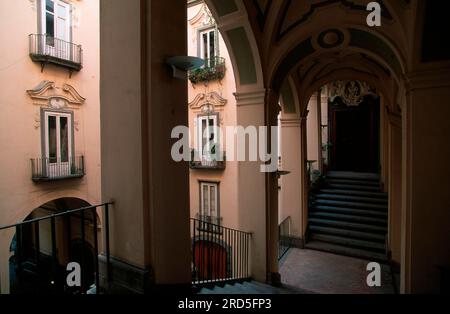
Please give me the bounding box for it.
[188,57,226,84]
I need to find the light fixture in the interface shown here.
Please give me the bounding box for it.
[166,56,204,80]
[276,170,291,179]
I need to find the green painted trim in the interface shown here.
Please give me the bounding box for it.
[226,27,257,85]
[209,0,238,17]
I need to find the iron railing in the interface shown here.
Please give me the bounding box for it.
[196,214,222,233]
[190,149,226,170]
[188,56,226,84]
[29,34,83,71]
[0,203,112,295]
[278,216,292,260]
[31,156,85,182]
[191,218,251,285]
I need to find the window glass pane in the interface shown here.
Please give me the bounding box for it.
[46,0,54,13]
[46,13,55,37]
[210,186,216,217]
[209,31,216,62]
[201,118,207,157]
[60,117,69,162]
[202,33,208,60]
[48,116,57,163]
[202,185,209,216]
[208,118,215,149]
[57,4,67,18]
[56,17,67,41]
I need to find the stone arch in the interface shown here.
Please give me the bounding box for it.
[269,26,407,96]
[204,0,264,92]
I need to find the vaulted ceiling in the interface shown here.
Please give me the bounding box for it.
[206,0,448,112]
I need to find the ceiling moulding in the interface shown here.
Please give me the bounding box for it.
[27,80,86,108]
[189,92,227,112]
[329,80,378,107]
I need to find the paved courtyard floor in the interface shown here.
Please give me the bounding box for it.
[279,248,397,294]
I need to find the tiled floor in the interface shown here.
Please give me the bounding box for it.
[279,248,396,294]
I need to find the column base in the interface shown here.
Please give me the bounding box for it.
[99,255,153,294]
[267,272,282,287]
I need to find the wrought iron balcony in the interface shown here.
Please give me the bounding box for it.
[190,149,226,170]
[29,34,83,71]
[31,156,85,182]
[188,56,226,84]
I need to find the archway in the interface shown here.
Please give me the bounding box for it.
[8,198,100,294]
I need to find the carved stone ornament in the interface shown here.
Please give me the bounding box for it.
[189,3,215,27]
[27,80,86,108]
[329,80,377,107]
[189,92,227,113]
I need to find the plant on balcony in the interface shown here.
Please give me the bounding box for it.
[188,57,226,84]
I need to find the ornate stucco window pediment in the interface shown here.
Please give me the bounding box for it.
[27,80,86,109]
[189,92,227,114]
[189,3,215,28]
[329,80,378,107]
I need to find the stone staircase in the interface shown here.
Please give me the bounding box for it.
[199,280,306,294]
[307,171,388,262]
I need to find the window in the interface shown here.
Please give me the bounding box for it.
[199,28,218,66]
[43,111,73,178]
[197,114,219,161]
[40,0,71,59]
[200,182,219,219]
[41,0,71,41]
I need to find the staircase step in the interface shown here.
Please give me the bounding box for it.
[199,287,224,294]
[199,281,296,294]
[309,212,387,225]
[241,281,273,294]
[310,234,386,252]
[326,171,380,181]
[326,178,380,187]
[309,225,386,242]
[309,218,388,233]
[315,199,387,211]
[316,194,388,204]
[313,205,388,218]
[326,183,382,192]
[305,241,388,262]
[321,189,387,199]
[221,283,247,294]
[244,281,294,294]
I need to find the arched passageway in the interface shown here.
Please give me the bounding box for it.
[8,198,100,294]
[98,0,450,294]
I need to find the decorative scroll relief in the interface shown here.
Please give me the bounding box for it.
[189,3,215,27]
[27,80,86,109]
[329,80,377,107]
[189,92,227,114]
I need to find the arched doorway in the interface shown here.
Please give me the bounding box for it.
[193,239,229,282]
[8,198,100,294]
[327,84,380,173]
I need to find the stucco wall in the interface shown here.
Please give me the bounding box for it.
[0,0,101,293]
[187,2,239,230]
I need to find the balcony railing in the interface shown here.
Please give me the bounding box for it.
[0,203,112,294]
[29,34,83,71]
[196,214,223,234]
[31,156,85,182]
[188,56,226,84]
[191,218,251,286]
[190,149,226,170]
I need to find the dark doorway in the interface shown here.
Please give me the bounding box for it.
[329,95,380,173]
